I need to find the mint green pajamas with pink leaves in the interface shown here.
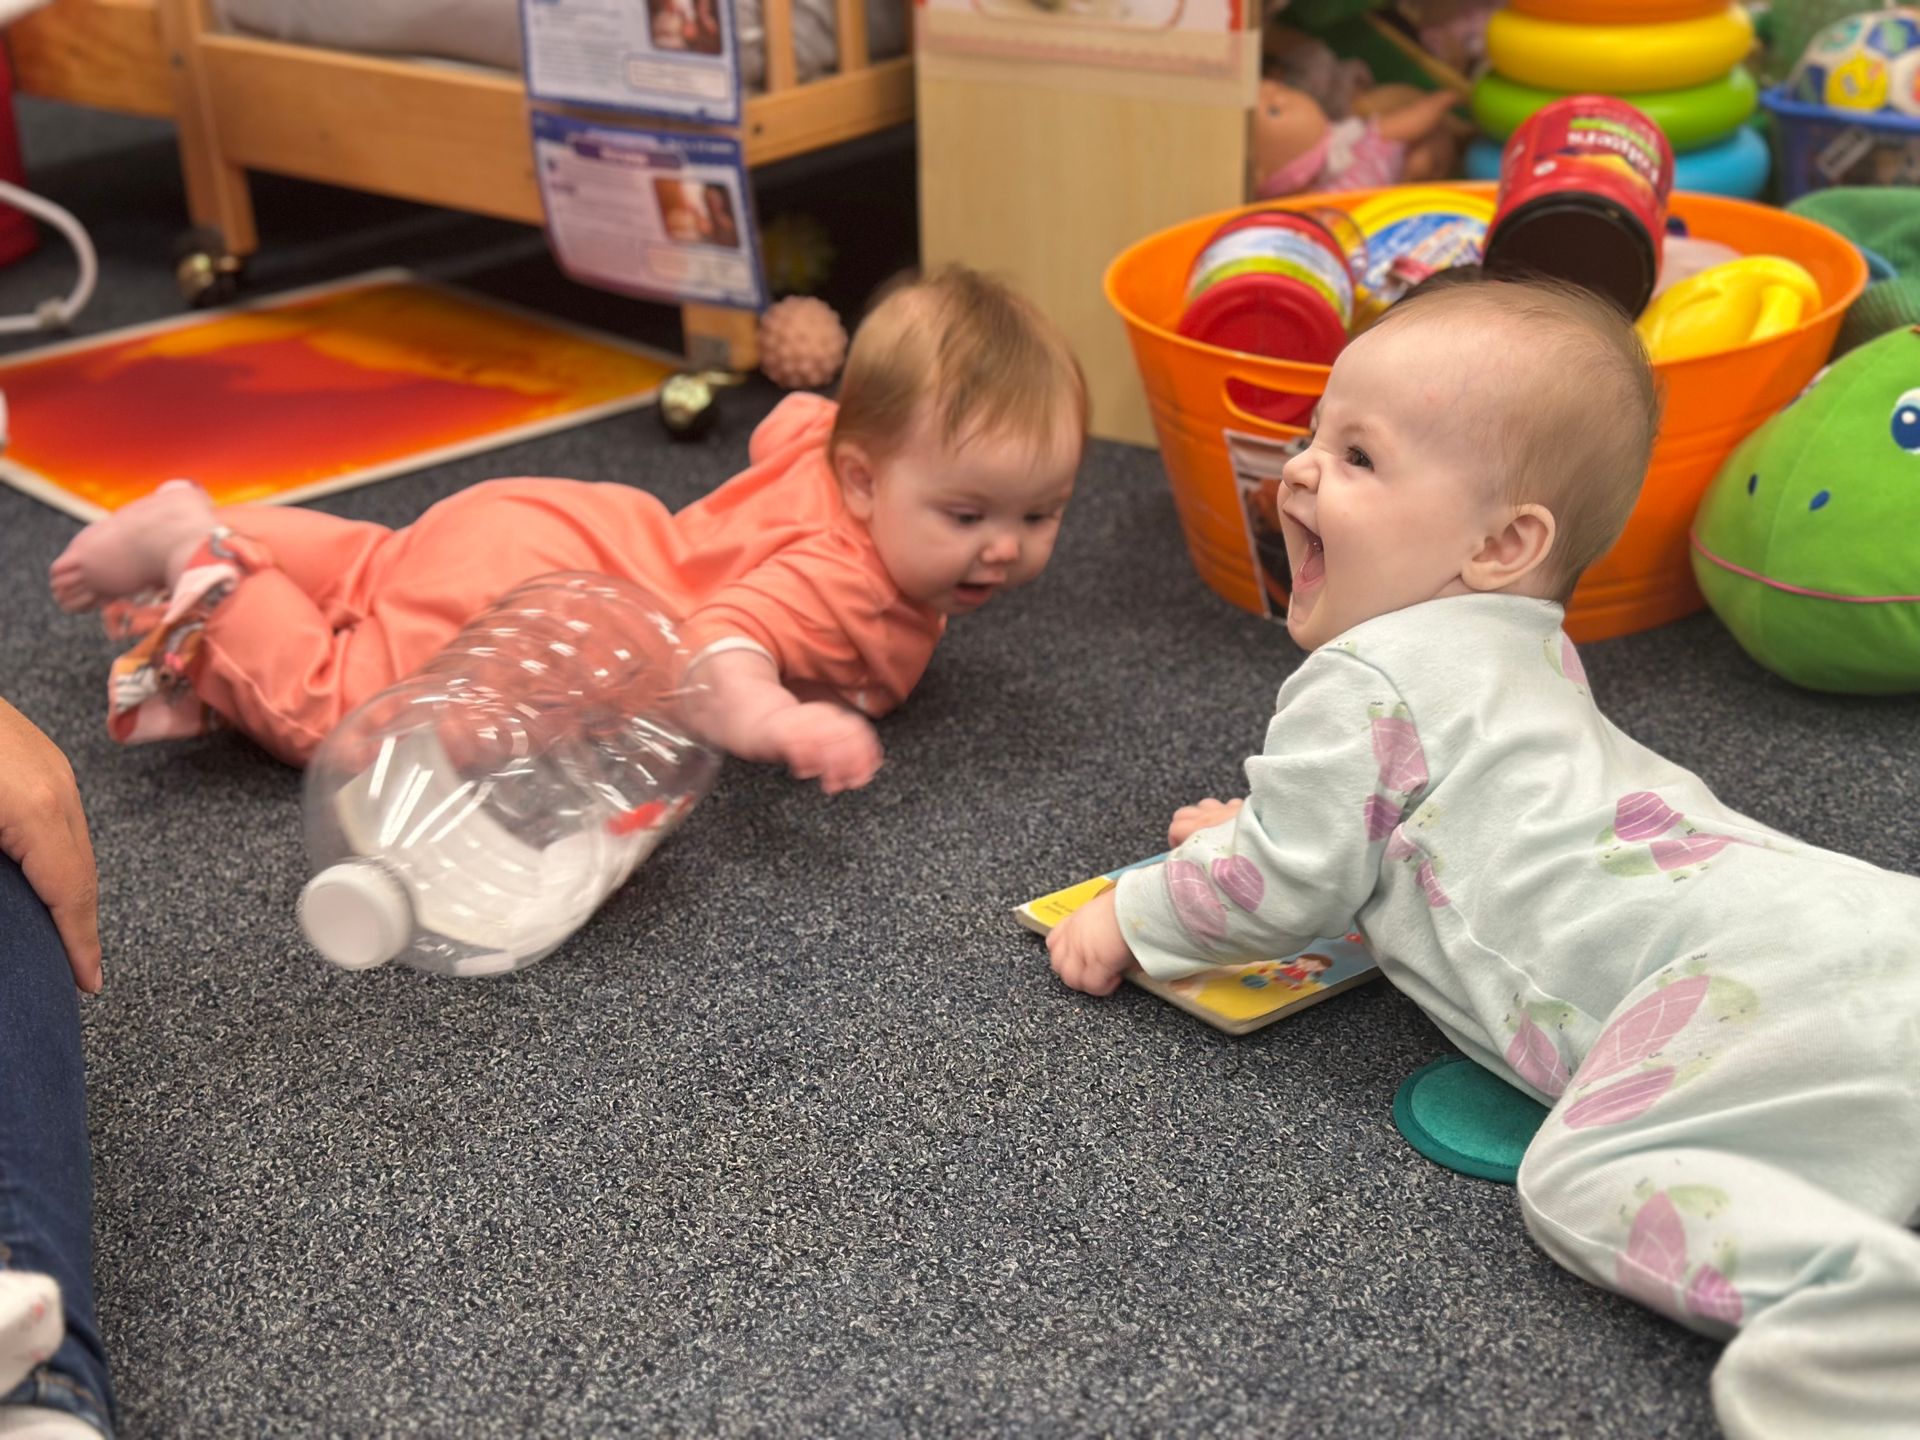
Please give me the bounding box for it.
[1115,594,1920,1439]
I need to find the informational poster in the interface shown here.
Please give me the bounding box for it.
[1224,428,1309,619]
[916,0,1250,77]
[533,112,766,311]
[523,0,741,126]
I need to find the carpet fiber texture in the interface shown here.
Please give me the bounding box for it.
[5,100,1916,1439]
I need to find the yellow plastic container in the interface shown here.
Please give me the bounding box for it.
[1635,255,1822,363]
[1345,188,1495,321]
[1104,185,1868,643]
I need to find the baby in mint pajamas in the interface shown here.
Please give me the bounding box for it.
[1048,280,1920,1439]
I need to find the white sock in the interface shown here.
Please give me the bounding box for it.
[0,1273,60,1396]
[0,1275,96,1437]
[0,1408,101,1439]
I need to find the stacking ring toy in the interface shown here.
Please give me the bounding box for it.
[1485,5,1755,93]
[1471,68,1758,151]
[1509,0,1730,22]
[1668,126,1772,197]
[1465,126,1771,198]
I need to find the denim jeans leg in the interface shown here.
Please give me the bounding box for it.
[0,856,115,1435]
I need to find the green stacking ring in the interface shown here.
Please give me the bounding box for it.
[1471,67,1759,153]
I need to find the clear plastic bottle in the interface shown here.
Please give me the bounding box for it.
[298,572,719,977]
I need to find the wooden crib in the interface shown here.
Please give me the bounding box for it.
[8,0,916,365]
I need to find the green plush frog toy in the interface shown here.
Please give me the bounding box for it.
[1690,325,1920,694]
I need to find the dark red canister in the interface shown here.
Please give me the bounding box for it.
[1482,95,1674,317]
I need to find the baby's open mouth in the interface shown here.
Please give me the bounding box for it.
[1295,524,1325,588]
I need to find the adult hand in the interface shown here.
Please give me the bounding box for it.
[1046,887,1135,996]
[768,702,884,794]
[0,699,101,992]
[1168,796,1243,849]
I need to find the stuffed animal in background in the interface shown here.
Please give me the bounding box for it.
[1788,186,1920,356]
[1690,325,1920,693]
[1254,27,1466,198]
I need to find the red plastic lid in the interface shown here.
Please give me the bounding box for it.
[1177,272,1348,368]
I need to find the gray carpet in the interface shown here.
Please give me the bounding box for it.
[5,98,1914,1440]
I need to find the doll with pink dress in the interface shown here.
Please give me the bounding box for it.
[1253,28,1466,199]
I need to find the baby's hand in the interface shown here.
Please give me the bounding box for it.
[1168,796,1242,848]
[1047,887,1136,996]
[767,702,883,794]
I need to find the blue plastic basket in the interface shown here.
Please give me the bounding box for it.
[1761,85,1920,200]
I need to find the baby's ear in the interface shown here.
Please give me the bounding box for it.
[835,443,878,522]
[1465,503,1556,593]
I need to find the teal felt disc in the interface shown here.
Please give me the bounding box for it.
[1392,1054,1551,1184]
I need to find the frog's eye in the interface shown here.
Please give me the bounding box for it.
[1895,389,1920,454]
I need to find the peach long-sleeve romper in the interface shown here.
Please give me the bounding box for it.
[107,394,945,765]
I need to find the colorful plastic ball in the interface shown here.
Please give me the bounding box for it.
[1890,45,1920,116]
[1790,7,1920,114]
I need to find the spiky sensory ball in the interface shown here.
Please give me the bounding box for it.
[757,296,848,390]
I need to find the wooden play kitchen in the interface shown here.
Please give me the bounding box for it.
[1106,185,1869,643]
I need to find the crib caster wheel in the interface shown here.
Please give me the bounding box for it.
[173,227,245,308]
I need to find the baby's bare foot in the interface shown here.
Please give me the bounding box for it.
[49,480,218,612]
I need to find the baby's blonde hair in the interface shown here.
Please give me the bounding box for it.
[830,265,1090,468]
[1373,277,1663,602]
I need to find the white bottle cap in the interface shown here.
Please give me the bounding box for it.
[300,861,411,971]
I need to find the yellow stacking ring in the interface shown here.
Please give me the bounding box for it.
[1486,5,1755,93]
[1508,0,1729,22]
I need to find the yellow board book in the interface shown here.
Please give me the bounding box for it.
[1015,857,1379,1035]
